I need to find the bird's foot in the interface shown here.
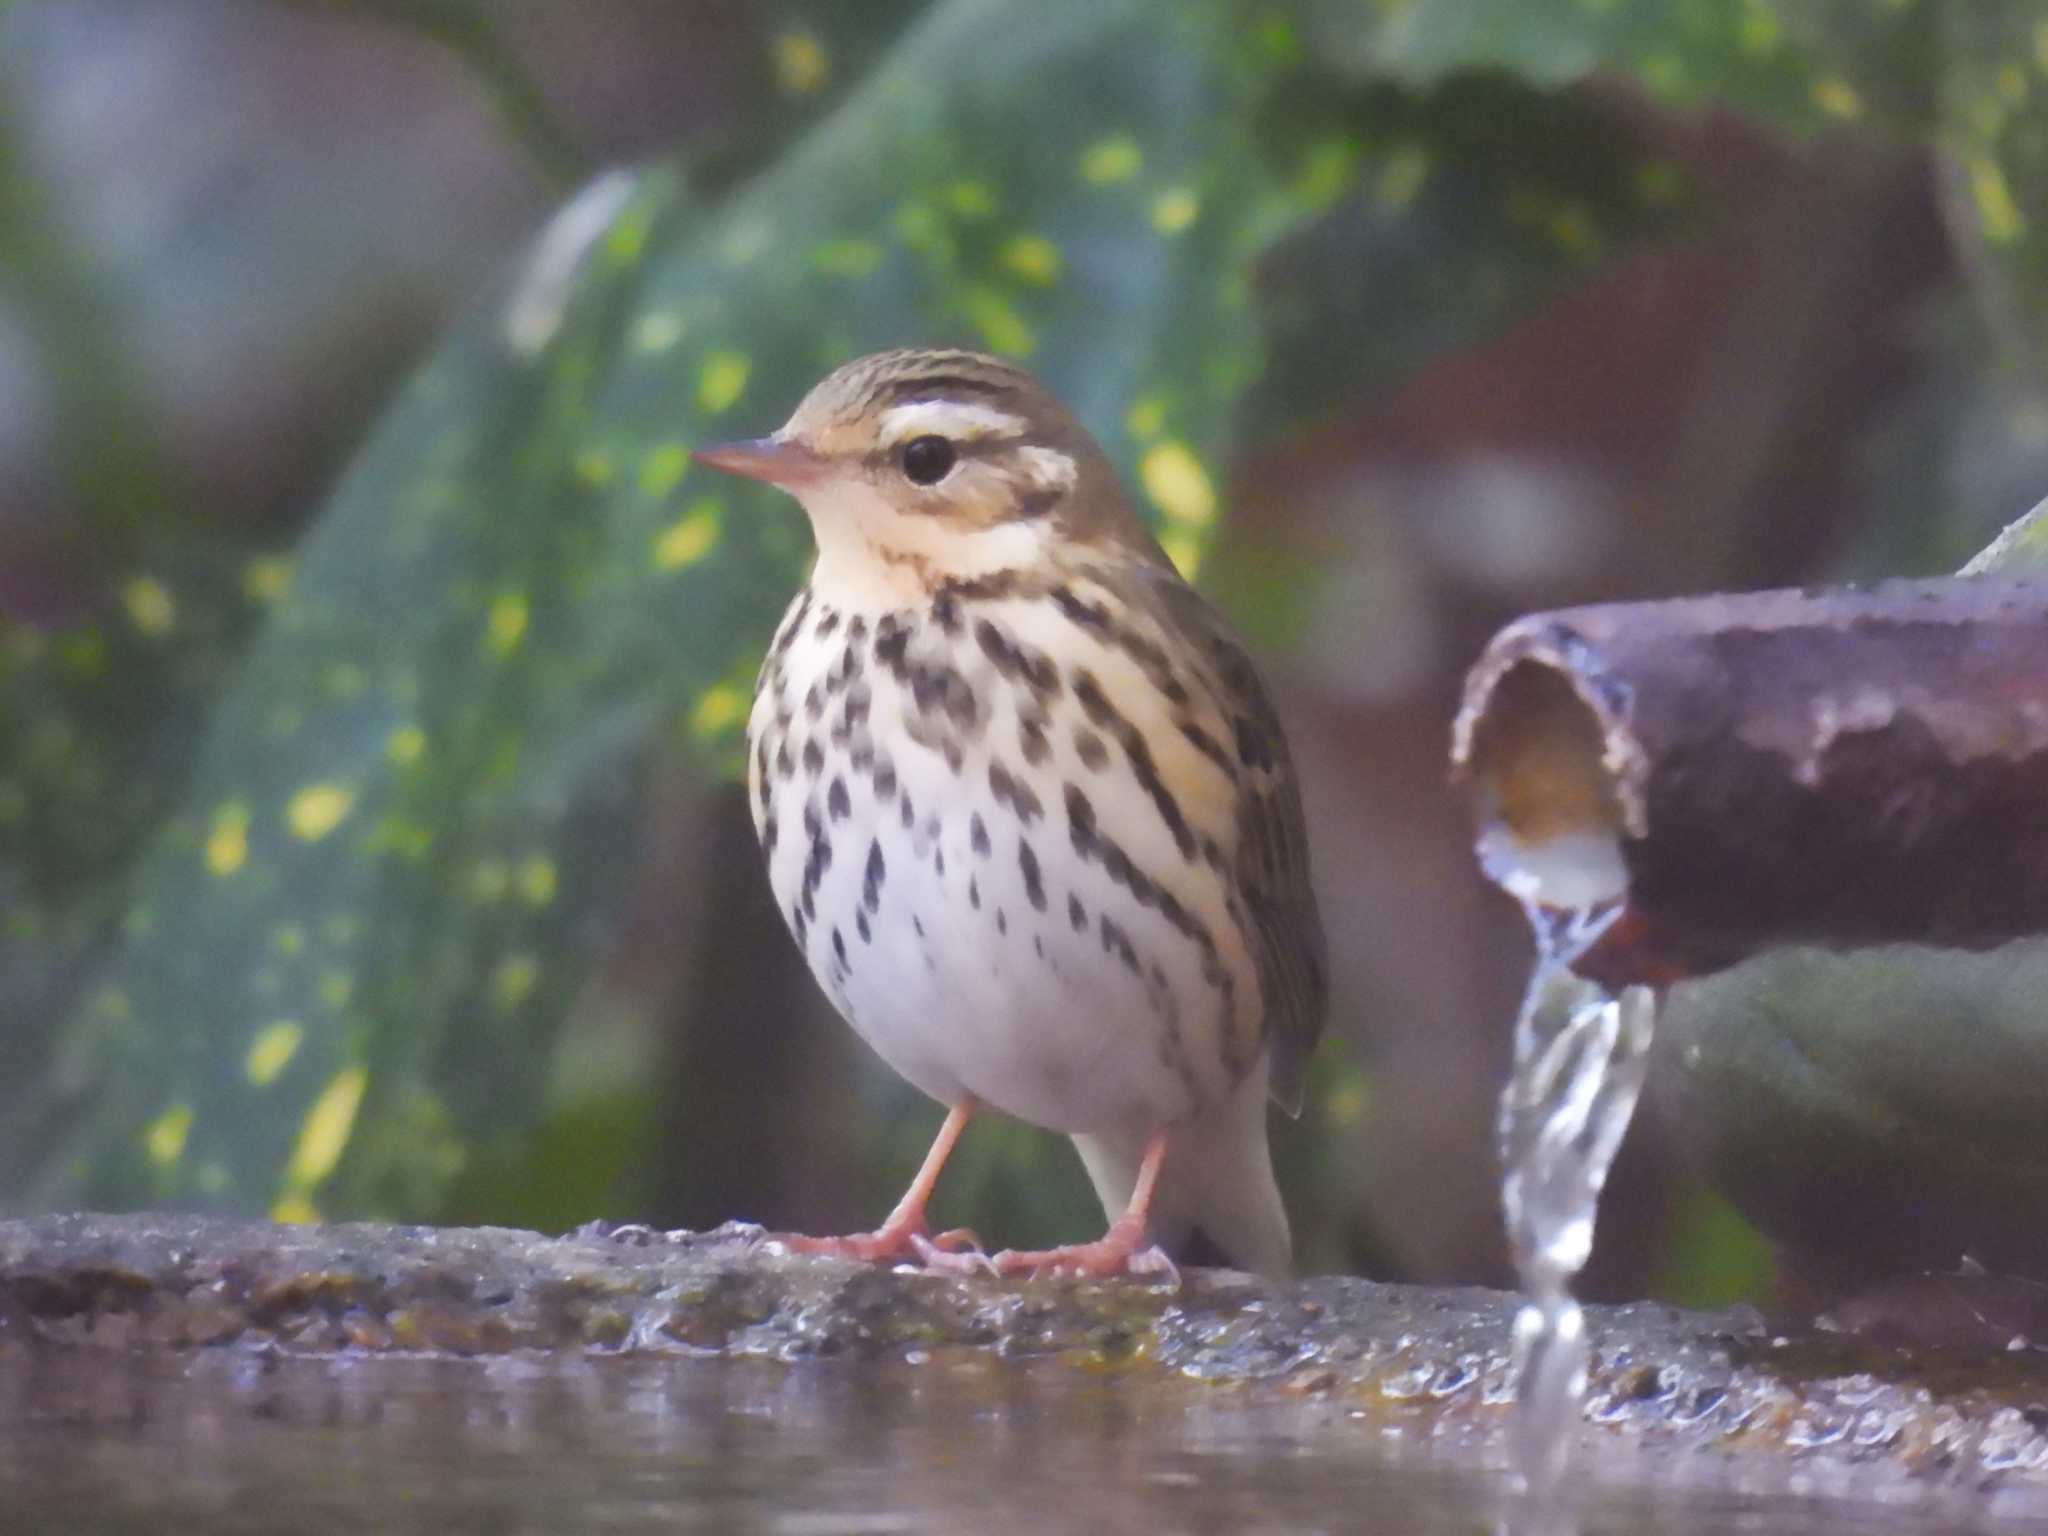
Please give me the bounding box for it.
[775,1223,992,1275]
[992,1219,1181,1286]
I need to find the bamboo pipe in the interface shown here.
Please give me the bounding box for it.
[1451,577,2048,987]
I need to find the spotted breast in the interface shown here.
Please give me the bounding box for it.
[750,563,1280,1139]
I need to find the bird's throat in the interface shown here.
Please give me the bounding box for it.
[799,481,1053,610]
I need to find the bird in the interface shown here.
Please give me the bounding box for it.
[693,347,1326,1277]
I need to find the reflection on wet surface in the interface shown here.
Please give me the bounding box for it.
[3,1343,2041,1535]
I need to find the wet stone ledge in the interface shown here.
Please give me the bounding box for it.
[3,1213,2046,1494]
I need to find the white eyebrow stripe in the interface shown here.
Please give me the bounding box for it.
[877,399,1028,446]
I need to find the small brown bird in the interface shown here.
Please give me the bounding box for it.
[695,348,1326,1276]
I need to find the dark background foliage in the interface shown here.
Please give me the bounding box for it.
[3,0,2044,1303]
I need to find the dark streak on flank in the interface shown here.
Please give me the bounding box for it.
[1073,669,1197,861]
[974,618,1061,699]
[1019,839,1046,911]
[802,739,825,776]
[970,814,991,857]
[1068,892,1086,930]
[1054,579,1199,708]
[1098,914,1140,975]
[1050,584,1110,633]
[988,760,1043,823]
[800,831,831,921]
[828,777,851,821]
[1144,961,1200,1097]
[1235,715,1273,771]
[1064,782,1097,853]
[1110,624,1189,708]
[1065,780,1235,1023]
[1019,711,1051,766]
[864,839,886,913]
[1179,719,1236,779]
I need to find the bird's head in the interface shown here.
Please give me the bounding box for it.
[694,348,1150,600]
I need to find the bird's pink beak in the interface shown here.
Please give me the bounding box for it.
[691,435,828,489]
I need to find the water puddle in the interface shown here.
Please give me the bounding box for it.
[1,1343,2018,1535]
[1495,900,1658,1536]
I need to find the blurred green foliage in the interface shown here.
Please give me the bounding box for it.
[4,0,2048,1255]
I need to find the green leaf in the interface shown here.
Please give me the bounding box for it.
[1288,0,1834,118]
[1285,0,2048,386]
[31,0,1292,1219]
[0,542,275,1185]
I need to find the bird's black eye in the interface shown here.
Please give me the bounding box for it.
[900,435,956,486]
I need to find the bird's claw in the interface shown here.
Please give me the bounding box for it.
[910,1230,997,1277]
[1126,1244,1182,1290]
[772,1222,990,1274]
[989,1236,1181,1288]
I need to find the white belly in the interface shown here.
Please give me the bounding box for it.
[748,591,1248,1135]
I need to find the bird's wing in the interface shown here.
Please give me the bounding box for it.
[1138,567,1329,1115]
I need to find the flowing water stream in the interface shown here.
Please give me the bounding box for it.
[1495,899,1659,1535]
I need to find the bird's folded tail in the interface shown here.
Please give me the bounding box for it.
[1070,1061,1292,1277]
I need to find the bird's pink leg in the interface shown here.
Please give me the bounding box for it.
[777,1101,986,1270]
[992,1127,1177,1280]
